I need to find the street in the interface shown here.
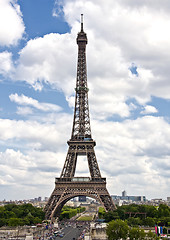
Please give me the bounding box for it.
[34,220,90,240]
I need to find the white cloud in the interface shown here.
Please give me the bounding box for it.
[0,114,72,152]
[15,33,76,93]
[0,51,14,76]
[0,149,65,199]
[0,114,170,199]
[0,0,25,46]
[16,106,33,116]
[9,93,62,113]
[91,116,170,198]
[141,105,158,115]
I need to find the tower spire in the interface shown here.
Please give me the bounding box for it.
[81,14,84,32]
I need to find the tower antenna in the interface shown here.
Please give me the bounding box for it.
[81,14,83,31]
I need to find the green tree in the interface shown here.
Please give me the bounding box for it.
[0,207,5,218]
[0,204,45,226]
[104,211,119,222]
[137,228,145,239]
[8,218,24,226]
[147,230,159,240]
[127,217,141,226]
[106,219,129,240]
[158,204,170,218]
[0,218,7,227]
[129,227,146,240]
[147,206,158,218]
[98,207,105,219]
[33,217,42,224]
[157,217,170,227]
[139,205,157,218]
[142,217,155,227]
[116,207,126,219]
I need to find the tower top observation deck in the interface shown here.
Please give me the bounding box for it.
[77,14,88,45]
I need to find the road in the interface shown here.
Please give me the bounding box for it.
[37,221,90,240]
[54,225,84,240]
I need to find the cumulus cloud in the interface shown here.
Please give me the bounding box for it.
[141,105,158,115]
[1,113,170,199]
[15,33,76,93]
[0,51,14,76]
[0,0,25,46]
[91,116,170,198]
[9,93,62,113]
[0,149,65,199]
[0,113,72,152]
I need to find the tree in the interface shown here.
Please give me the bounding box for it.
[129,227,145,240]
[117,207,126,220]
[158,204,170,218]
[0,218,7,227]
[134,228,145,240]
[142,217,155,227]
[0,204,45,227]
[128,228,159,240]
[127,217,141,226]
[8,218,24,226]
[147,230,159,240]
[104,211,119,222]
[106,219,129,240]
[98,207,105,219]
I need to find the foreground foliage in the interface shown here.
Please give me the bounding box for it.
[106,219,159,240]
[106,219,129,240]
[0,204,45,227]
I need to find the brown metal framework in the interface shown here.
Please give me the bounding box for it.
[44,15,116,220]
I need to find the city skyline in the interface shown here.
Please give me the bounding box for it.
[0,0,170,201]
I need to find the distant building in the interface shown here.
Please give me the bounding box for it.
[122,190,127,197]
[44,197,49,202]
[79,196,86,202]
[111,191,146,204]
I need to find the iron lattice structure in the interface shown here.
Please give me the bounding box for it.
[44,15,116,220]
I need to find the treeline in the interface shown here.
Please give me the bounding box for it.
[0,204,86,226]
[59,206,86,220]
[0,204,45,227]
[99,204,170,227]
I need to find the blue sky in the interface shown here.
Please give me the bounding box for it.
[19,0,70,38]
[0,0,170,201]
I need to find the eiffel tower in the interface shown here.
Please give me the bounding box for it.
[44,15,116,220]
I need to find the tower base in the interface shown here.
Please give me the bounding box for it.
[44,177,116,220]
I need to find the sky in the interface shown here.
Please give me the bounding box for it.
[0,0,170,201]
